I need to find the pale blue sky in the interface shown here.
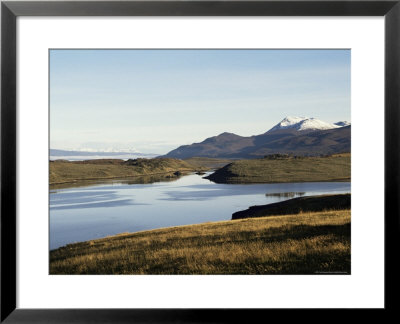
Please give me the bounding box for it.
[50,49,350,154]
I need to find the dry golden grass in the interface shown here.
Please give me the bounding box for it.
[206,154,351,183]
[49,158,203,184]
[50,210,350,275]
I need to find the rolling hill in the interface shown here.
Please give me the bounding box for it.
[163,117,351,159]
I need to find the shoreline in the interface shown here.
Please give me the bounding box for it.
[50,192,351,251]
[204,177,351,185]
[49,157,231,185]
[50,173,351,186]
[49,155,350,185]
[49,170,196,186]
[50,218,235,252]
[50,209,351,274]
[205,154,351,184]
[232,193,351,220]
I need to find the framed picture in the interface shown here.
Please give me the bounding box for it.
[1,0,399,321]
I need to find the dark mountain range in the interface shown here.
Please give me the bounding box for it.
[163,124,350,159]
[162,132,254,159]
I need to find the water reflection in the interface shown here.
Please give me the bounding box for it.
[50,173,184,190]
[50,172,350,250]
[265,192,306,198]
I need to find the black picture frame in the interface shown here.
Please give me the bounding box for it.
[1,0,399,322]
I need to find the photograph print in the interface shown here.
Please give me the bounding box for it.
[49,49,351,274]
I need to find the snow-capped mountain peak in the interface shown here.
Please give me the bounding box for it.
[273,116,307,129]
[269,116,344,132]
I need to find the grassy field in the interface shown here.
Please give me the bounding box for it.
[50,158,206,185]
[205,153,350,184]
[50,209,350,275]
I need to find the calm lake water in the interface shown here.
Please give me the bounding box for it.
[49,172,350,250]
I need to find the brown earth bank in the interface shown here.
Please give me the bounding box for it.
[232,194,350,220]
[205,153,350,184]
